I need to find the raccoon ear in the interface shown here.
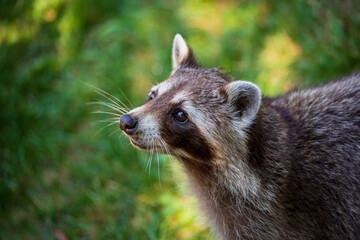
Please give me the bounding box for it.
[172,34,197,70]
[222,81,262,122]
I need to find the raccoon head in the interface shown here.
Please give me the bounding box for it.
[120,34,261,166]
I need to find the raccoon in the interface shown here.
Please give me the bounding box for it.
[119,34,360,240]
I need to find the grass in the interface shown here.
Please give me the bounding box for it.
[1,0,360,239]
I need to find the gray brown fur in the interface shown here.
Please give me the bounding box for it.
[120,34,360,239]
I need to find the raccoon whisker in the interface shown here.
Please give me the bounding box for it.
[102,78,134,109]
[91,119,119,127]
[146,140,155,175]
[157,140,168,164]
[157,139,175,175]
[89,101,128,114]
[88,84,130,111]
[92,111,122,117]
[113,85,134,109]
[144,157,150,174]
[100,105,126,115]
[94,117,120,123]
[157,153,161,187]
[94,99,128,112]
[98,121,119,125]
[89,98,122,109]
[159,138,175,166]
[95,121,119,135]
[158,138,169,155]
[93,87,126,107]
[91,75,133,109]
[152,141,162,186]
[144,151,151,174]
[142,153,150,174]
[158,141,165,154]
[162,140,173,165]
[157,139,165,155]
[162,140,172,159]
[109,128,121,137]
[88,84,129,109]
[96,119,119,123]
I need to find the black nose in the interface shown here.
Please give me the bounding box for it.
[120,114,138,135]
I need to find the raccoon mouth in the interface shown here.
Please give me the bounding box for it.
[130,139,152,151]
[130,139,145,149]
[130,139,164,152]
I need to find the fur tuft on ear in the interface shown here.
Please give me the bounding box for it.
[222,80,262,122]
[172,34,198,71]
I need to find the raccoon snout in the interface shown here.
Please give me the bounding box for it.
[120,114,138,135]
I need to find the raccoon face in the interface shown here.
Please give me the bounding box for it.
[120,34,261,163]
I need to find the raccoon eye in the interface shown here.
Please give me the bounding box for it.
[173,109,188,124]
[146,91,157,102]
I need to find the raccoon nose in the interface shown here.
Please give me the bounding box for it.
[120,114,138,135]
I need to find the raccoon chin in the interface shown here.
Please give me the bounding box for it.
[130,138,156,152]
[130,139,146,150]
[130,139,168,155]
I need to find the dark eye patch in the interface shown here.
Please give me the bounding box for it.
[160,110,213,161]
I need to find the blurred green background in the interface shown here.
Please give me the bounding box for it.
[1,0,360,239]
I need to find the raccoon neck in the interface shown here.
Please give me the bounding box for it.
[180,99,289,239]
[246,98,290,184]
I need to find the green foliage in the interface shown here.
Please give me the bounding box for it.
[1,0,359,239]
